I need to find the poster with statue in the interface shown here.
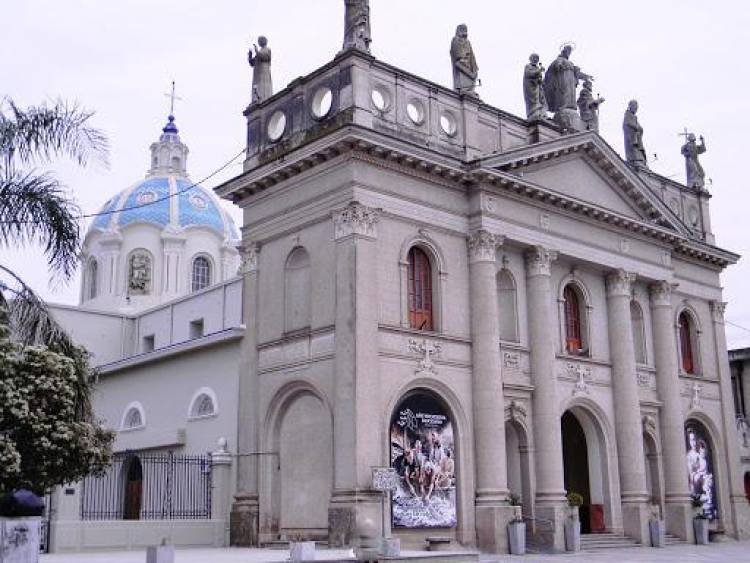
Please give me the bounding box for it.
[389,394,456,528]
[685,423,718,520]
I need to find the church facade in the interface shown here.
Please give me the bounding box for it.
[47,19,749,557]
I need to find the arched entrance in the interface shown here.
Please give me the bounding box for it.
[505,420,532,518]
[389,391,457,530]
[744,472,750,503]
[123,455,143,520]
[561,408,612,533]
[643,432,663,513]
[685,420,719,520]
[266,388,333,540]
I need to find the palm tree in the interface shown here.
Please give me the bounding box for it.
[0,98,108,353]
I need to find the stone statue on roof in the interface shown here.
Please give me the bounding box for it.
[577,80,604,132]
[450,24,479,98]
[623,100,649,170]
[523,53,548,121]
[544,44,592,113]
[342,0,371,53]
[681,133,707,189]
[248,36,273,104]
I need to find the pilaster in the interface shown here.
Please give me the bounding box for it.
[161,228,186,298]
[605,269,650,543]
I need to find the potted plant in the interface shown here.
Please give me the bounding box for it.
[648,503,665,548]
[506,493,525,555]
[691,494,709,545]
[564,492,583,552]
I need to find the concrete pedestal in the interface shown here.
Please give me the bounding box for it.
[664,502,692,541]
[0,517,40,563]
[328,496,381,548]
[530,503,567,552]
[380,537,400,557]
[229,494,258,547]
[475,505,519,554]
[621,501,650,544]
[146,543,174,563]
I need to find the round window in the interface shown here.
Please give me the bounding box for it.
[311,87,333,119]
[267,110,287,142]
[371,86,391,112]
[406,100,425,125]
[439,110,458,137]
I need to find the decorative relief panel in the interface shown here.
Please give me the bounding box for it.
[505,399,528,422]
[636,369,656,390]
[407,338,442,376]
[333,201,379,240]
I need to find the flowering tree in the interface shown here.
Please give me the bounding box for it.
[0,307,114,494]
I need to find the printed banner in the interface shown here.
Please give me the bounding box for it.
[390,394,456,528]
[686,423,718,520]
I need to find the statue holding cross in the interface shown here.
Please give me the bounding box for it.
[680,128,707,190]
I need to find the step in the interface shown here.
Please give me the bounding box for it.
[581,532,640,551]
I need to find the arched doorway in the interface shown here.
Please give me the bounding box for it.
[390,391,457,529]
[505,420,532,519]
[643,432,663,514]
[123,455,143,520]
[685,420,719,520]
[561,408,612,534]
[744,472,750,503]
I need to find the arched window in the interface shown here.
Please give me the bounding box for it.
[121,402,145,430]
[679,311,696,374]
[497,269,518,342]
[188,388,218,419]
[87,258,98,300]
[408,247,433,331]
[128,250,152,295]
[284,247,311,332]
[563,285,583,354]
[191,256,212,292]
[631,301,647,364]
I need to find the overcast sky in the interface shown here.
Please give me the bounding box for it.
[4,0,750,347]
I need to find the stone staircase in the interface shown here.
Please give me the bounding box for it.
[581,532,641,551]
[664,532,686,545]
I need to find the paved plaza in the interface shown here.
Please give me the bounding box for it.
[40,541,750,563]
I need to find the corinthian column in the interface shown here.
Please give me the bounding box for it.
[605,270,650,542]
[329,201,382,545]
[525,245,566,550]
[649,280,691,540]
[468,230,515,553]
[231,242,261,546]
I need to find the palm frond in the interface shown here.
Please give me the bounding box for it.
[0,171,81,280]
[0,99,109,169]
[0,264,76,355]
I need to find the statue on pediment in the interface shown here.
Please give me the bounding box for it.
[523,53,548,120]
[249,36,273,104]
[342,0,371,53]
[577,80,604,132]
[450,24,479,97]
[544,44,592,112]
[623,100,649,169]
[681,133,707,189]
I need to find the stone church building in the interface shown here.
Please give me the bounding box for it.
[47,8,749,555]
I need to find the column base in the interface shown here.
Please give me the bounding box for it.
[328,490,382,548]
[474,504,520,554]
[664,501,692,541]
[621,501,650,544]
[730,498,750,540]
[230,493,259,547]
[531,502,567,552]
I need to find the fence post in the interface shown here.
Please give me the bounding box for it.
[211,438,233,546]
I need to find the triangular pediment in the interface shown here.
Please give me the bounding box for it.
[480,132,690,236]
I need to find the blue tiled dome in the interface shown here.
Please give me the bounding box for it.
[89,175,239,241]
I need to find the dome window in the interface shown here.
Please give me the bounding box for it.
[87,258,99,300]
[191,256,212,292]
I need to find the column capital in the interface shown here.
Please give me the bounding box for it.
[710,300,727,324]
[239,242,260,275]
[648,280,678,307]
[524,245,557,277]
[333,201,379,241]
[467,229,503,263]
[605,269,636,298]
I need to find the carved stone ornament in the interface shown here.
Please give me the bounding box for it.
[567,362,592,396]
[506,399,528,422]
[689,382,702,410]
[642,414,657,433]
[407,338,442,376]
[637,371,651,388]
[333,201,379,240]
[467,229,501,263]
[524,245,557,277]
[239,243,260,275]
[128,251,152,295]
[710,301,727,324]
[540,213,551,230]
[649,280,677,307]
[503,352,520,368]
[605,269,635,298]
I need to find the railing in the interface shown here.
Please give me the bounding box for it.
[80,451,212,520]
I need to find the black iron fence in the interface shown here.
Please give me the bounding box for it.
[80,451,212,520]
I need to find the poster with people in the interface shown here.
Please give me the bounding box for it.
[685,423,718,520]
[389,394,456,528]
